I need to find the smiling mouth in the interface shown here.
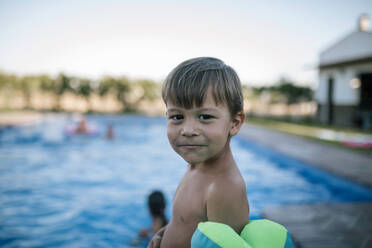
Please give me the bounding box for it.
[178,144,206,150]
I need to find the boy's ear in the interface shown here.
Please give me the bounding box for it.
[229,112,245,136]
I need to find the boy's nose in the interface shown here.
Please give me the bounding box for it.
[181,120,199,136]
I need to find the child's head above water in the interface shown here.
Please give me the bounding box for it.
[162,57,243,117]
[148,190,166,218]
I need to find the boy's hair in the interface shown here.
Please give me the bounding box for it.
[162,57,243,117]
[148,190,166,217]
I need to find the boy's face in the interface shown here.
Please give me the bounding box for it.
[166,88,243,165]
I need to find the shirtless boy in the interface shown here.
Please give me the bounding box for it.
[148,57,249,248]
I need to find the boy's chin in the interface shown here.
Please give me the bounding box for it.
[176,150,214,165]
[181,156,207,166]
[181,156,203,164]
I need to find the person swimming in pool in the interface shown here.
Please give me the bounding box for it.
[75,116,88,134]
[131,191,168,246]
[142,191,168,238]
[105,124,115,140]
[147,57,249,248]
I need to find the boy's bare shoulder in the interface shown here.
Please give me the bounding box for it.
[205,172,249,233]
[206,173,247,207]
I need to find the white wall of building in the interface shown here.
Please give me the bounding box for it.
[315,72,330,104]
[316,62,372,105]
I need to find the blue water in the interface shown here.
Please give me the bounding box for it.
[1,114,372,247]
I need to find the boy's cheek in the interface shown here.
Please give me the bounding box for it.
[166,125,172,137]
[166,130,177,149]
[166,129,174,142]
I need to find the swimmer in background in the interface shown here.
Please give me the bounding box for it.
[105,124,115,140]
[131,191,168,246]
[75,116,88,134]
[141,191,168,238]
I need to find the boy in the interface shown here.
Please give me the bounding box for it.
[148,57,249,248]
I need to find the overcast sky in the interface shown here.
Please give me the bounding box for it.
[1,0,371,87]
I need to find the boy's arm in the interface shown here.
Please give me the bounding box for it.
[206,182,249,234]
[147,225,166,248]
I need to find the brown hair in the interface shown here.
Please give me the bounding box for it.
[162,57,243,117]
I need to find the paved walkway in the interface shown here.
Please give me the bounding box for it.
[262,203,372,248]
[239,123,372,248]
[239,123,372,189]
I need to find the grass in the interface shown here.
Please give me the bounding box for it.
[246,116,372,156]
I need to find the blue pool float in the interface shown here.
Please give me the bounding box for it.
[191,219,293,248]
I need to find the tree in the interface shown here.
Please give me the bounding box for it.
[39,74,54,93]
[33,74,54,110]
[53,73,71,110]
[0,72,19,109]
[98,76,117,98]
[115,76,132,112]
[274,78,313,104]
[0,72,18,91]
[17,75,40,109]
[77,78,93,111]
[134,79,160,102]
[250,78,313,105]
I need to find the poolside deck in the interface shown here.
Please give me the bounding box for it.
[262,203,372,248]
[239,123,372,189]
[239,123,372,248]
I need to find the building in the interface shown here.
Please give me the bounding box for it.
[316,15,372,129]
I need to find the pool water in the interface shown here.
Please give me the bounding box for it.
[1,114,371,247]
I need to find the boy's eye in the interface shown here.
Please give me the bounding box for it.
[199,114,214,120]
[169,114,183,121]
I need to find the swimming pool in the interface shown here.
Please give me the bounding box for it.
[1,114,372,247]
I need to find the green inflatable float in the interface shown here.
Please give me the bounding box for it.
[191,219,293,248]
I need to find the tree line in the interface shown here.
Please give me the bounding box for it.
[244,77,313,104]
[0,71,160,112]
[0,71,314,113]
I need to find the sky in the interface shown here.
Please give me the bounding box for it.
[0,0,371,87]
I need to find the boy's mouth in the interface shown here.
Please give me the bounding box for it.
[178,144,206,150]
